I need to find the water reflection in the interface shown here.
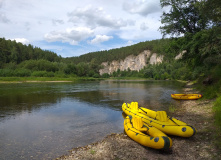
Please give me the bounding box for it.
[0,83,64,123]
[0,80,183,160]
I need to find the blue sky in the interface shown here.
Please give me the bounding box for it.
[0,0,166,57]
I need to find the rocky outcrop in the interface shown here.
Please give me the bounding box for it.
[99,50,164,75]
[175,50,186,60]
[149,53,164,65]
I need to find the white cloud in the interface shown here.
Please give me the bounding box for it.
[140,22,149,30]
[52,19,64,26]
[126,40,135,46]
[123,0,161,16]
[11,38,30,45]
[0,13,10,23]
[68,5,128,29]
[0,0,10,23]
[44,27,94,45]
[90,35,113,44]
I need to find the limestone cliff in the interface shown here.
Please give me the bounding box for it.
[99,50,164,75]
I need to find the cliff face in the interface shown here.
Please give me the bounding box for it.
[99,50,164,75]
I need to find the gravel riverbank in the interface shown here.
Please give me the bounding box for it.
[57,82,220,160]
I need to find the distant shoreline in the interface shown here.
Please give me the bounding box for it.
[0,77,187,83]
[0,77,104,83]
[0,80,74,83]
[0,77,154,83]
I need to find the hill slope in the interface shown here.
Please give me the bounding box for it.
[63,38,173,65]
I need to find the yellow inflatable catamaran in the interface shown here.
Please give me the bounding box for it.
[122,102,196,137]
[171,94,202,100]
[124,115,172,149]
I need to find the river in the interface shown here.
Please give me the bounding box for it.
[0,80,183,160]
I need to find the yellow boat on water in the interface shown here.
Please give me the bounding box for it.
[124,115,172,149]
[122,102,196,137]
[171,94,202,100]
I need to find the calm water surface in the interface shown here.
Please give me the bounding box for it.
[0,80,183,160]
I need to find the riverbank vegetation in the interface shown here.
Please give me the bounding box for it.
[0,77,103,83]
[0,0,220,147]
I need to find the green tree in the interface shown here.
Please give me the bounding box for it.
[199,0,221,26]
[101,73,110,78]
[10,46,19,63]
[143,67,153,78]
[182,27,221,68]
[76,62,89,76]
[64,63,77,75]
[159,0,209,37]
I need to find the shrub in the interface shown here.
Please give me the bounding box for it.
[93,73,100,78]
[14,69,31,77]
[101,73,110,78]
[0,69,14,77]
[21,59,59,72]
[31,71,54,77]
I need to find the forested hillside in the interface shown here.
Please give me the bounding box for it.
[64,38,172,64]
[0,36,190,80]
[0,38,61,66]
[0,0,220,82]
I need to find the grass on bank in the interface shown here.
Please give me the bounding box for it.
[195,76,221,149]
[0,77,104,82]
[213,96,221,148]
[0,76,151,83]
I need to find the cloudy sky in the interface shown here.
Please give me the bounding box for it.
[0,0,166,57]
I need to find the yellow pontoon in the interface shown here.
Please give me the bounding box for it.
[122,102,196,137]
[124,115,172,149]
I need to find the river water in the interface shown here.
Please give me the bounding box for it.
[0,80,183,160]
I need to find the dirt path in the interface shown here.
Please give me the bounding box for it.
[57,82,220,160]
